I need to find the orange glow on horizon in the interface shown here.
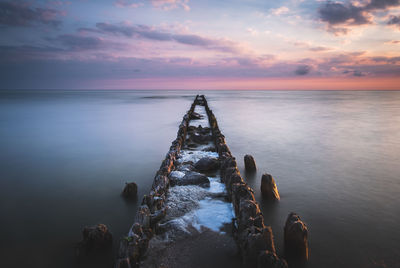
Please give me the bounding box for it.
[90,76,400,90]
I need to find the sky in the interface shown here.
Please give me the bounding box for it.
[0,0,400,90]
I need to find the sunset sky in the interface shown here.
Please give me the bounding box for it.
[1,0,400,90]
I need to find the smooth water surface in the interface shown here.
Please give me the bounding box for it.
[1,90,399,268]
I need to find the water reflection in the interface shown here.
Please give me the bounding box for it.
[0,90,399,268]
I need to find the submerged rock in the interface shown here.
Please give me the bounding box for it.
[190,133,212,144]
[260,174,280,200]
[202,146,216,152]
[257,250,288,268]
[78,224,112,255]
[284,212,309,263]
[244,154,257,172]
[239,226,276,267]
[122,182,138,199]
[170,171,210,187]
[115,257,132,268]
[194,157,220,172]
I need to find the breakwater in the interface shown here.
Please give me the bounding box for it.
[115,95,295,268]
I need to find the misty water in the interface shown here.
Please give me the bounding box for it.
[0,90,399,268]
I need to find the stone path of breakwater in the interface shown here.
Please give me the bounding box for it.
[115,95,288,268]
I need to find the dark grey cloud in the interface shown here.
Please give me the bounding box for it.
[295,65,311,75]
[45,34,127,51]
[318,0,400,31]
[0,1,63,27]
[309,46,331,52]
[343,70,366,76]
[365,0,400,10]
[84,22,241,53]
[318,2,369,26]
[0,44,63,61]
[388,15,400,27]
[0,34,124,62]
[95,23,172,40]
[54,35,105,50]
[371,56,400,64]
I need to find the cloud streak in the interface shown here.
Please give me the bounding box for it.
[318,0,400,34]
[114,0,190,10]
[0,1,63,27]
[82,22,243,53]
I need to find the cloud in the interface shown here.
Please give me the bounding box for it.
[384,40,400,44]
[318,2,370,26]
[343,69,366,76]
[89,22,242,53]
[309,46,331,52]
[246,28,259,36]
[270,6,289,16]
[114,0,143,8]
[364,0,400,10]
[370,56,400,64]
[293,41,332,52]
[53,35,106,50]
[150,0,190,11]
[114,0,190,10]
[318,0,400,33]
[295,65,311,75]
[0,1,63,27]
[388,15,400,28]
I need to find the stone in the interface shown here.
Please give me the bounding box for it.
[137,205,151,229]
[260,174,280,200]
[284,212,308,263]
[238,200,262,230]
[190,112,203,120]
[79,224,112,255]
[244,155,257,172]
[170,171,210,187]
[194,157,220,172]
[201,146,216,152]
[115,257,132,268]
[152,175,168,195]
[240,226,276,267]
[122,182,138,199]
[257,250,288,268]
[190,132,212,144]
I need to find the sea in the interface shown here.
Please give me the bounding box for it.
[0,90,399,268]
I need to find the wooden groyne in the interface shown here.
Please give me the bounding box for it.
[115,95,292,268]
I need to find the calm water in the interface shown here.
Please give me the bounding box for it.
[0,90,399,268]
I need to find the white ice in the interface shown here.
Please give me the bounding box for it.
[193,198,234,232]
[177,150,219,164]
[208,176,226,194]
[169,170,186,180]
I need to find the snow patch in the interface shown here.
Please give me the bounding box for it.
[177,150,219,164]
[193,198,235,232]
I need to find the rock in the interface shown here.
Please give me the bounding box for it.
[115,257,132,268]
[122,182,138,199]
[238,200,262,231]
[244,154,257,172]
[202,146,216,152]
[260,174,280,200]
[284,212,308,263]
[240,226,276,267]
[194,157,220,172]
[137,205,151,229]
[190,132,212,144]
[190,112,203,120]
[78,224,112,255]
[170,171,210,187]
[257,250,288,268]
